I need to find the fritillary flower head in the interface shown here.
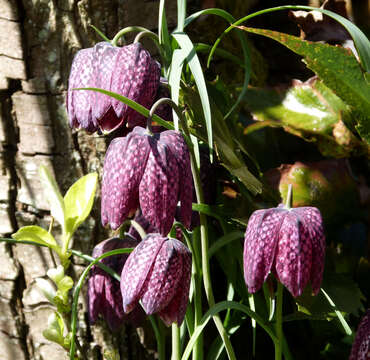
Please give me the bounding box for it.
[120,234,192,326]
[87,237,144,330]
[243,201,325,297]
[349,310,370,360]
[101,126,192,235]
[67,42,160,134]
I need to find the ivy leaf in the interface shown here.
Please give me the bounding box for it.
[237,26,370,144]
[12,225,58,250]
[64,172,98,236]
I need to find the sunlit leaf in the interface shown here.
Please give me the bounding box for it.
[64,172,98,236]
[12,225,58,249]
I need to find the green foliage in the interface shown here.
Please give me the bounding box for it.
[238,26,370,145]
[12,226,58,252]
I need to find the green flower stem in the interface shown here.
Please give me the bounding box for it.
[284,184,293,209]
[69,248,133,360]
[172,324,181,360]
[149,315,166,360]
[169,102,236,360]
[111,26,150,46]
[275,282,284,360]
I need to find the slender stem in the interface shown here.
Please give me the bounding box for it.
[149,315,165,360]
[275,282,284,360]
[111,26,151,46]
[171,324,181,360]
[176,108,236,360]
[284,184,293,209]
[134,30,160,45]
[129,219,147,240]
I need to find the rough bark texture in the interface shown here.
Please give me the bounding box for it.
[0,1,177,359]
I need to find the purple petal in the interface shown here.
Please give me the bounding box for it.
[294,207,325,295]
[67,48,97,132]
[350,310,370,360]
[101,128,150,229]
[275,211,312,297]
[141,238,183,315]
[159,131,193,229]
[121,234,165,313]
[243,208,284,293]
[110,43,160,129]
[139,139,179,235]
[158,240,192,326]
[92,42,121,132]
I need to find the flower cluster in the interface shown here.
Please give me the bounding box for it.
[69,41,193,327]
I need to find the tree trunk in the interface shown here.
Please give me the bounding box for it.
[0,1,176,359]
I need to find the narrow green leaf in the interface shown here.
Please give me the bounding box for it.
[158,0,172,68]
[75,87,174,131]
[195,43,244,68]
[172,32,213,160]
[39,165,66,231]
[64,172,98,236]
[177,0,186,32]
[181,301,277,360]
[12,225,57,249]
[89,25,110,42]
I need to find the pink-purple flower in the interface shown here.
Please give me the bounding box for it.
[101,126,192,235]
[243,204,325,297]
[88,237,144,330]
[67,42,160,134]
[349,310,370,360]
[120,234,192,326]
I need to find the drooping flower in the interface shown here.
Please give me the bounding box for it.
[120,234,192,326]
[101,126,192,235]
[349,310,370,360]
[67,42,160,134]
[87,237,144,330]
[243,204,325,297]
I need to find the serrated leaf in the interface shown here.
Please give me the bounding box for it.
[39,165,66,231]
[12,225,57,249]
[237,26,370,144]
[64,172,98,236]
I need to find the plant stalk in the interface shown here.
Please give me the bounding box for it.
[171,324,181,360]
[275,282,284,360]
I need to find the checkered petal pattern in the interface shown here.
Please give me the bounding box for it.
[66,48,97,132]
[111,43,161,129]
[139,138,179,235]
[349,310,370,360]
[120,234,192,327]
[243,205,325,297]
[159,131,193,229]
[67,42,160,134]
[87,237,142,330]
[92,42,121,132]
[158,239,192,326]
[120,234,165,313]
[101,127,191,234]
[101,127,151,229]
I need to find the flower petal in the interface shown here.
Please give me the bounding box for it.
[159,131,193,229]
[243,208,283,293]
[275,211,312,297]
[158,240,192,326]
[141,238,183,315]
[349,310,370,360]
[120,234,165,313]
[139,138,179,235]
[67,48,96,132]
[101,128,150,229]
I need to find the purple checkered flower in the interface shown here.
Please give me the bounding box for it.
[243,204,325,297]
[88,237,144,330]
[67,42,160,134]
[101,126,192,235]
[349,310,370,360]
[120,234,192,326]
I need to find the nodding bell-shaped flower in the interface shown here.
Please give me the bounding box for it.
[349,310,370,360]
[120,234,192,326]
[88,237,144,331]
[101,126,192,235]
[67,42,160,134]
[243,204,325,297]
